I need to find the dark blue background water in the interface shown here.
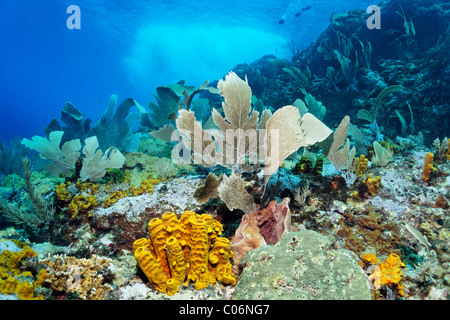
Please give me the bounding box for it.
[0,0,369,143]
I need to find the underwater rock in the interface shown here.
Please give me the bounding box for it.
[116,278,235,300]
[93,177,202,220]
[31,242,59,259]
[88,177,203,252]
[230,198,291,266]
[329,200,349,214]
[0,239,22,253]
[370,196,406,217]
[230,208,266,267]
[261,167,301,206]
[233,230,372,300]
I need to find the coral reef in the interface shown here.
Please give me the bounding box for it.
[0,0,449,303]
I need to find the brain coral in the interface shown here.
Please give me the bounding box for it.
[233,230,372,300]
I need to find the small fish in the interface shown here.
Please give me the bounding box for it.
[278,19,285,24]
[400,221,431,247]
[65,242,74,254]
[301,5,312,11]
[295,12,302,18]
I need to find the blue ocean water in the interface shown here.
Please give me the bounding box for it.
[0,0,369,143]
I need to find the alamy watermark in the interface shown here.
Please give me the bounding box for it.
[66,4,381,31]
[66,5,81,29]
[367,5,381,29]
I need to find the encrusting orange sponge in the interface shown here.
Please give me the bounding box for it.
[363,175,382,196]
[368,253,406,297]
[359,253,380,266]
[133,211,235,295]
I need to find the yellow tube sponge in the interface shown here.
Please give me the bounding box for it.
[178,211,197,268]
[188,218,216,290]
[422,152,436,181]
[208,237,236,285]
[133,238,151,254]
[355,155,368,178]
[162,212,179,234]
[359,253,380,266]
[378,254,405,286]
[165,278,179,296]
[165,236,186,294]
[202,213,223,245]
[148,218,170,277]
[134,245,168,293]
[133,211,235,294]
